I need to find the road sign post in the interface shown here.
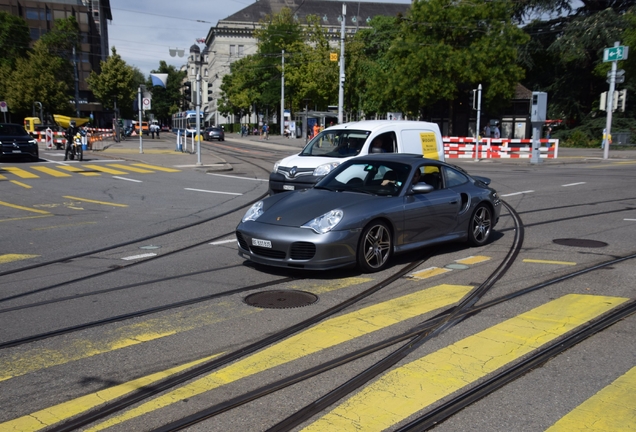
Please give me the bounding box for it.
[602,42,629,160]
[0,100,7,123]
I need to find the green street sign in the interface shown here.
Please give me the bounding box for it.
[603,46,629,62]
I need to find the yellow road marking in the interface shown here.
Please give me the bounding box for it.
[106,163,153,173]
[0,353,222,432]
[301,294,628,432]
[2,166,39,178]
[0,173,6,179]
[614,160,636,165]
[62,196,128,207]
[82,164,128,175]
[456,255,491,265]
[0,304,258,382]
[10,180,32,188]
[57,165,101,176]
[86,284,473,431]
[546,366,636,431]
[0,200,51,214]
[296,277,373,295]
[102,148,184,155]
[0,254,39,264]
[132,163,180,172]
[409,267,451,279]
[523,259,577,266]
[0,215,51,223]
[32,166,72,177]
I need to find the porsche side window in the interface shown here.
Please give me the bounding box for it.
[418,166,442,190]
[444,167,469,188]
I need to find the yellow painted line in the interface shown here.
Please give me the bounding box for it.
[0,353,223,432]
[62,196,128,207]
[106,163,154,173]
[456,255,491,265]
[0,254,39,264]
[132,163,181,172]
[301,294,628,432]
[10,180,32,189]
[82,164,128,175]
[2,166,39,179]
[523,259,577,266]
[0,200,51,215]
[409,267,451,280]
[86,284,473,431]
[57,165,101,176]
[0,215,51,223]
[297,277,373,295]
[102,148,184,155]
[546,366,636,431]
[32,166,73,177]
[614,160,636,165]
[0,173,7,179]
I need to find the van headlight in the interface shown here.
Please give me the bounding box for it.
[313,162,340,177]
[242,201,264,222]
[272,160,281,173]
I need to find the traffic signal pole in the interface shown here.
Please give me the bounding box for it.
[603,42,619,160]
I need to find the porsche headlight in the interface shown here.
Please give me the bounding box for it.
[242,201,264,222]
[302,209,344,234]
[272,160,281,173]
[313,162,340,177]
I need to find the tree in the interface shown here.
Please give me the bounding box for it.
[87,47,138,118]
[382,0,528,130]
[5,40,73,117]
[0,11,30,70]
[145,61,186,124]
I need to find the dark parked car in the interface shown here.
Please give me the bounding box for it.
[236,154,501,272]
[0,123,39,162]
[204,126,225,141]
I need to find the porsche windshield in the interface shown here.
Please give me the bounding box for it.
[300,130,370,158]
[317,161,411,197]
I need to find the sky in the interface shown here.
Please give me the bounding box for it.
[107,0,409,78]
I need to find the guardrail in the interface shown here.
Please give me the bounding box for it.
[444,137,559,159]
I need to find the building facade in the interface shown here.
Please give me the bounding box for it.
[0,0,112,121]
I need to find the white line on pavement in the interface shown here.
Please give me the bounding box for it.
[207,173,268,182]
[210,239,236,245]
[500,190,534,197]
[113,176,142,183]
[121,253,157,260]
[184,188,242,196]
[562,182,586,187]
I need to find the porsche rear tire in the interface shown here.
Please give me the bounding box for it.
[468,203,492,246]
[357,220,392,272]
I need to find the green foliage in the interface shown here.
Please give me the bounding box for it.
[0,11,30,70]
[87,47,137,118]
[554,116,636,147]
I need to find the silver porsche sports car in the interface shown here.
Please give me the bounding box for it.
[236,154,501,272]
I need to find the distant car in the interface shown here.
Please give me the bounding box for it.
[237,154,501,272]
[161,125,170,132]
[205,126,225,141]
[0,123,39,162]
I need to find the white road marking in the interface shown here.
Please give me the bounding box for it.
[121,253,157,261]
[562,182,586,187]
[500,190,534,197]
[113,176,142,183]
[209,239,237,245]
[624,219,636,221]
[184,188,242,196]
[207,173,268,182]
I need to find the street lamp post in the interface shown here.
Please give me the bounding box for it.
[138,85,145,154]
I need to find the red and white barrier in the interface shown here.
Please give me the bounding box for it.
[443,137,559,159]
[30,128,114,147]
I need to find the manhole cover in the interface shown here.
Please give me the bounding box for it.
[553,238,608,248]
[244,290,318,309]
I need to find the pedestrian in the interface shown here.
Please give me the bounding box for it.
[313,122,320,139]
[156,124,160,139]
[289,121,296,139]
[262,123,269,140]
[150,123,155,139]
[546,127,552,139]
[492,122,501,139]
[483,124,491,138]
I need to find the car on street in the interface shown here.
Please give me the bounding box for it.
[0,123,39,162]
[204,126,225,141]
[237,154,501,272]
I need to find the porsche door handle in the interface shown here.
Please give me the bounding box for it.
[449,200,458,205]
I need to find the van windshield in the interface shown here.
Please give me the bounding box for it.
[300,129,370,158]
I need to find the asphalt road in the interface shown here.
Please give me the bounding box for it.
[0,134,634,431]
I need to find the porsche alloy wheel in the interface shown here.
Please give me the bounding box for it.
[358,220,392,272]
[468,203,492,246]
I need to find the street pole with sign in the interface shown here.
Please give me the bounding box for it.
[138,85,144,154]
[602,41,629,160]
[0,101,7,122]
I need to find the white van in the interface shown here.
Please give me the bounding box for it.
[269,120,444,194]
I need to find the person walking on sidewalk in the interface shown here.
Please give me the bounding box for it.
[262,123,269,140]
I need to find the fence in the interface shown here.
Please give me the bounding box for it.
[30,128,114,149]
[444,137,559,159]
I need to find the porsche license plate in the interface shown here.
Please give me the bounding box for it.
[252,238,272,248]
[283,185,295,190]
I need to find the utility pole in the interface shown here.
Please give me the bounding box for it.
[72,46,80,117]
[602,41,628,160]
[281,49,285,137]
[138,85,144,154]
[474,84,482,162]
[196,69,202,165]
[337,3,346,124]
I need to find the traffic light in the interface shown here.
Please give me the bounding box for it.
[207,87,213,102]
[600,91,607,111]
[616,89,627,112]
[468,89,477,110]
[183,81,192,102]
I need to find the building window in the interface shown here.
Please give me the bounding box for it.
[29,28,40,40]
[191,67,195,75]
[78,12,88,24]
[53,10,65,20]
[26,8,40,20]
[204,69,208,77]
[238,45,244,56]
[230,45,235,56]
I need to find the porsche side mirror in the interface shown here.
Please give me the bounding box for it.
[411,183,434,194]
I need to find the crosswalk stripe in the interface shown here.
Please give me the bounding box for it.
[57,165,101,176]
[301,294,629,432]
[546,366,636,431]
[106,163,153,173]
[80,284,474,431]
[132,163,180,172]
[0,200,51,214]
[81,164,128,175]
[456,255,490,265]
[31,166,73,177]
[0,254,39,264]
[2,167,39,178]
